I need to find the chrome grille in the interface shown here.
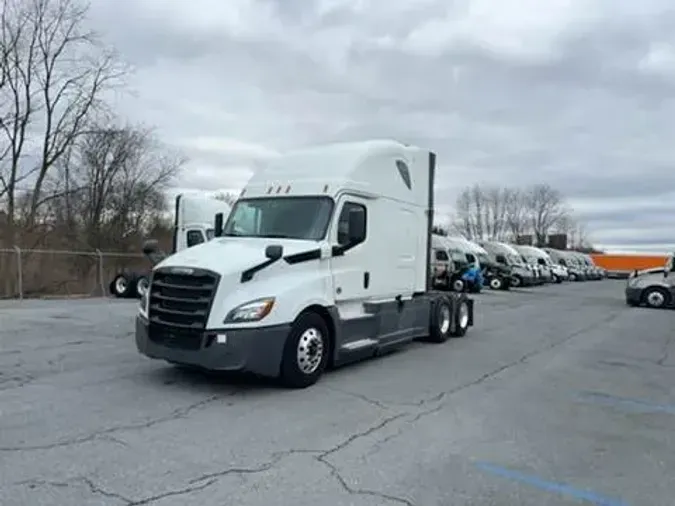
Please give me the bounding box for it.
[147,267,219,350]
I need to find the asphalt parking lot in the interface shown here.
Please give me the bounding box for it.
[1,280,674,506]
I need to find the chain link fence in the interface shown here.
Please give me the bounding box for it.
[0,247,149,299]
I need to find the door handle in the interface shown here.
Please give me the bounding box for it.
[363,272,370,289]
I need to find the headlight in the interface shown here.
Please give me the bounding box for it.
[224,298,275,323]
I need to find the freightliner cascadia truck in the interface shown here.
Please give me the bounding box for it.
[136,140,475,388]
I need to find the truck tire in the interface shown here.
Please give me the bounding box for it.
[489,277,503,290]
[279,312,330,388]
[642,287,670,309]
[510,275,522,288]
[452,278,465,292]
[136,276,149,298]
[110,274,135,298]
[427,297,452,343]
[451,298,471,337]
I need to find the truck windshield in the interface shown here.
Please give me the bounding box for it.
[223,196,334,240]
[509,254,525,266]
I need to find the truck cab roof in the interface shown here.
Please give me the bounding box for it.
[240,139,428,207]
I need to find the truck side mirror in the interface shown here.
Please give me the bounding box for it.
[214,212,224,237]
[348,208,366,245]
[265,244,283,260]
[142,239,159,256]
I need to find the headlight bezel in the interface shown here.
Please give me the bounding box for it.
[224,297,275,323]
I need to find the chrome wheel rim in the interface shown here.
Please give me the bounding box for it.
[297,328,324,374]
[439,305,451,334]
[136,279,148,297]
[647,291,665,307]
[115,277,127,294]
[458,303,469,328]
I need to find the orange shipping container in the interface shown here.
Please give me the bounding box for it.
[590,254,668,272]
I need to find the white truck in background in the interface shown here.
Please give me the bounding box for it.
[137,139,476,388]
[109,194,232,298]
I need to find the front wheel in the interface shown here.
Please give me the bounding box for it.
[642,287,670,309]
[510,275,522,288]
[279,312,330,388]
[451,278,465,292]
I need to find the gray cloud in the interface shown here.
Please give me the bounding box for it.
[88,0,675,251]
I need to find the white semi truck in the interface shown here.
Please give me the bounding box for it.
[136,140,475,388]
[109,194,231,298]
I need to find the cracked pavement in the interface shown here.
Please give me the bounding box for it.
[1,281,674,505]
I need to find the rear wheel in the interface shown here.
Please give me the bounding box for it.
[279,312,330,388]
[427,298,452,343]
[136,276,149,298]
[452,278,465,292]
[489,277,503,290]
[451,298,470,337]
[510,275,522,288]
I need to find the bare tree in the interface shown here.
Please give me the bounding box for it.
[503,188,528,240]
[214,191,238,206]
[0,0,127,234]
[455,184,513,241]
[454,183,487,240]
[523,183,568,246]
[33,121,185,250]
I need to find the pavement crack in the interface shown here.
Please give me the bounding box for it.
[16,477,133,504]
[320,413,407,460]
[413,310,624,409]
[316,456,415,505]
[0,394,226,452]
[657,333,673,366]
[321,385,394,410]
[128,479,218,505]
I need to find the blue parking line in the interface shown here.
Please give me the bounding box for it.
[475,462,629,506]
[578,391,675,415]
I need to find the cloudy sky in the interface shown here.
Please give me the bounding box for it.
[87,0,675,252]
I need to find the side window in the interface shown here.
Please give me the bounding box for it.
[187,229,205,248]
[435,249,449,261]
[466,253,476,264]
[495,254,506,264]
[337,202,367,247]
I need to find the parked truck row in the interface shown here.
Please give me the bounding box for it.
[430,235,606,294]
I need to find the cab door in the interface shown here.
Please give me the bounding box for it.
[330,196,370,305]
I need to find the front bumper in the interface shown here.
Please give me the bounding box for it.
[135,316,290,378]
[625,286,642,306]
